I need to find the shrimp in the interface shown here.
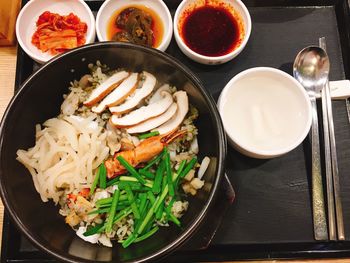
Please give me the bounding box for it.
[105,130,186,178]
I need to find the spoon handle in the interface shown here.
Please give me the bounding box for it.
[310,97,328,240]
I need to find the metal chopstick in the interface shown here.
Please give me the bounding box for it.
[319,37,336,240]
[319,37,345,240]
[346,99,350,124]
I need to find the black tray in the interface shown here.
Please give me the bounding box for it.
[3,0,350,262]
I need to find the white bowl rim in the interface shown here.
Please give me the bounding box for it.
[174,0,252,61]
[95,0,173,52]
[218,67,312,157]
[16,0,96,64]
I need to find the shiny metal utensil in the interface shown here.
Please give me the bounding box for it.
[346,99,350,123]
[319,37,336,240]
[293,46,329,240]
[319,37,345,240]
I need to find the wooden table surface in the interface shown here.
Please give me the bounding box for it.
[0,46,348,262]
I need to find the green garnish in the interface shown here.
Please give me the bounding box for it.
[152,160,164,194]
[177,160,187,177]
[89,167,100,195]
[164,148,175,197]
[85,150,187,247]
[83,223,104,236]
[179,157,197,178]
[87,207,110,215]
[156,201,164,220]
[106,176,120,187]
[125,184,140,219]
[117,156,146,185]
[122,233,137,248]
[142,148,166,171]
[99,163,107,189]
[106,189,120,233]
[134,226,159,243]
[138,131,160,140]
[139,169,155,179]
[168,213,181,227]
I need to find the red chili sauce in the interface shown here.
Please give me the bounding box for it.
[180,5,242,57]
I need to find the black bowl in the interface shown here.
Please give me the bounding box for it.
[0,42,226,262]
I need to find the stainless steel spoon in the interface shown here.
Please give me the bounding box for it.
[293,46,329,240]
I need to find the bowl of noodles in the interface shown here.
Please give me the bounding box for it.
[0,42,225,262]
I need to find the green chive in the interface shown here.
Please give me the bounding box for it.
[118,181,151,191]
[152,161,164,194]
[137,201,157,235]
[90,207,133,236]
[144,215,155,233]
[99,163,107,189]
[168,213,181,227]
[138,193,148,216]
[87,208,110,215]
[113,207,133,224]
[125,184,140,219]
[143,149,166,171]
[117,156,146,185]
[154,177,167,215]
[122,233,137,248]
[135,226,159,243]
[119,176,138,182]
[165,197,176,216]
[156,202,164,220]
[96,197,112,206]
[106,176,120,187]
[139,169,155,179]
[154,171,181,213]
[177,160,187,177]
[164,149,175,197]
[83,223,104,236]
[147,191,156,204]
[120,176,154,188]
[137,171,183,236]
[161,175,167,191]
[95,195,128,208]
[138,131,160,140]
[89,168,100,195]
[106,189,120,233]
[179,157,197,178]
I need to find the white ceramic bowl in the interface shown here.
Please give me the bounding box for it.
[174,0,251,65]
[218,67,312,159]
[16,0,95,64]
[96,0,172,52]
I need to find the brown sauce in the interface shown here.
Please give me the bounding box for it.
[179,4,244,57]
[107,5,164,48]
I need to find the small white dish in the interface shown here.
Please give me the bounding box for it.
[218,67,312,159]
[96,0,172,52]
[16,0,95,64]
[174,0,251,65]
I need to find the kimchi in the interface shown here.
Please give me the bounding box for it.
[32,11,88,55]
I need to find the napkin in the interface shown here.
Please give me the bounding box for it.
[316,80,350,99]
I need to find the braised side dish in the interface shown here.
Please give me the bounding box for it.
[16,62,210,248]
[107,6,163,48]
[32,11,88,55]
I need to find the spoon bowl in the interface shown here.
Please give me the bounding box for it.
[293,46,330,96]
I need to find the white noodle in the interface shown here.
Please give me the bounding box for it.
[16,115,109,204]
